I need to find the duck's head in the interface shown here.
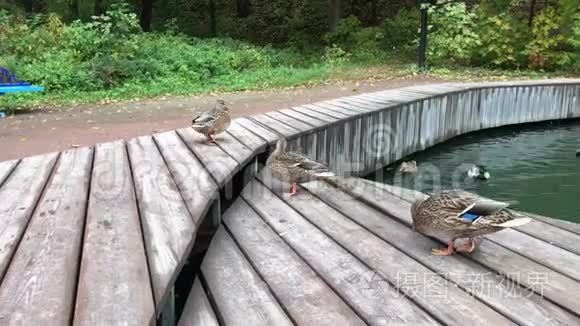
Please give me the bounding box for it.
[275,138,288,153]
[215,99,228,111]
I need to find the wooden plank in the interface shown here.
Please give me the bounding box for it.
[0,147,92,324]
[268,184,514,325]
[127,135,197,312]
[250,114,301,138]
[322,100,374,113]
[0,152,58,281]
[178,278,219,326]
[300,104,352,119]
[303,181,580,326]
[235,118,279,143]
[0,159,18,187]
[527,212,580,236]
[278,108,328,127]
[243,180,441,325]
[74,141,155,326]
[224,198,365,325]
[212,129,254,166]
[177,128,239,187]
[264,111,316,132]
[337,98,384,110]
[291,106,341,123]
[336,178,580,315]
[312,101,363,116]
[154,131,218,227]
[226,120,268,152]
[201,226,292,325]
[485,228,580,281]
[356,93,403,106]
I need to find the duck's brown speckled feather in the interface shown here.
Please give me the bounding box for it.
[412,189,526,240]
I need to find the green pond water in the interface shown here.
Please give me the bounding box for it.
[369,119,580,223]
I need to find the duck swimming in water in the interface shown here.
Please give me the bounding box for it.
[467,165,490,180]
[399,161,418,173]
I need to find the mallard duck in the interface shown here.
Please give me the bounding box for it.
[191,99,231,143]
[267,138,335,196]
[399,161,418,173]
[411,189,530,256]
[467,165,490,180]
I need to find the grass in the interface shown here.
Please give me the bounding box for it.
[1,58,577,112]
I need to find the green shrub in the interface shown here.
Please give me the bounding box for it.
[427,3,481,65]
[382,8,420,55]
[525,7,573,70]
[324,16,384,59]
[475,12,529,68]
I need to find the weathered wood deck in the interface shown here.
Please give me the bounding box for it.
[0,79,578,324]
[181,177,580,326]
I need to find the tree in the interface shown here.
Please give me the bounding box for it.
[237,0,251,18]
[209,0,216,36]
[328,0,342,32]
[140,0,153,31]
[94,0,107,15]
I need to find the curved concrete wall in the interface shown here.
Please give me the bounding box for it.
[277,79,580,177]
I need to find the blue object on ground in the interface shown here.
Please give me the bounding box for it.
[0,112,5,119]
[0,66,45,95]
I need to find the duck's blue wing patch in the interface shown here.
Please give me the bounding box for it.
[462,212,481,223]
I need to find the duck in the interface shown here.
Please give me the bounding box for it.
[399,160,418,173]
[410,189,530,256]
[576,149,580,157]
[191,99,231,143]
[467,165,490,180]
[267,138,335,196]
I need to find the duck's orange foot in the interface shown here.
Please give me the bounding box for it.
[456,238,476,253]
[207,135,217,144]
[431,240,455,256]
[289,183,298,196]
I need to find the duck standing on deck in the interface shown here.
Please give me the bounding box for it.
[411,189,530,255]
[191,99,231,143]
[267,138,335,196]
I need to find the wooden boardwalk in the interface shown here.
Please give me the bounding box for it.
[181,177,580,326]
[0,79,578,324]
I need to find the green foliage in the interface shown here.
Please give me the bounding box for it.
[427,3,481,64]
[324,16,385,60]
[525,7,572,69]
[382,8,420,55]
[475,12,528,68]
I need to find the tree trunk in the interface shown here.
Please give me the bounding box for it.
[236,0,251,18]
[209,0,217,36]
[94,0,107,15]
[528,0,537,27]
[140,0,153,32]
[23,0,34,12]
[370,0,378,25]
[69,0,79,20]
[328,0,342,32]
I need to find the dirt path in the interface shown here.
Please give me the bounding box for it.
[0,77,441,161]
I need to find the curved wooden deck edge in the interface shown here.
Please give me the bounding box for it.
[0,79,579,325]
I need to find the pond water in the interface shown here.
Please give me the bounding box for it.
[368,119,580,223]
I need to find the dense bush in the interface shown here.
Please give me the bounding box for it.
[427,3,481,65]
[382,8,420,55]
[0,4,324,93]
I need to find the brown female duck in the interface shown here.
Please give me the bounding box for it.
[191,99,231,143]
[411,189,530,255]
[267,138,335,196]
